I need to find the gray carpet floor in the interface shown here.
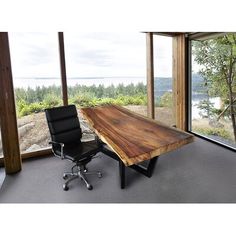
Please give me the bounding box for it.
[0,137,235,203]
[0,168,5,190]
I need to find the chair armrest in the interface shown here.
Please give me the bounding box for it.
[49,141,65,159]
[49,141,64,146]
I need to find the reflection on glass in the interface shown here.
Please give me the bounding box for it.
[153,35,174,126]
[191,33,236,149]
[64,32,147,117]
[9,33,61,153]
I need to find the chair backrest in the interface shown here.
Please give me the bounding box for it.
[45,105,82,144]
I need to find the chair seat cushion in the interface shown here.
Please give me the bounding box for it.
[54,140,101,164]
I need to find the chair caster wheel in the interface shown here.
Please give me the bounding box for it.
[63,184,69,191]
[63,174,68,180]
[87,184,93,190]
[98,172,102,178]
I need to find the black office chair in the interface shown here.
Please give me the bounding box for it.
[45,105,102,191]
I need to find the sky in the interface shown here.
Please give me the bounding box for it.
[9,32,173,78]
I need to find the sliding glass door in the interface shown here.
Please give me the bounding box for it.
[190,33,236,149]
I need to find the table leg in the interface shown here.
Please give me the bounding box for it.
[119,160,125,189]
[101,146,158,188]
[129,156,158,177]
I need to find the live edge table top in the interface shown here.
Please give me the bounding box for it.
[81,105,194,166]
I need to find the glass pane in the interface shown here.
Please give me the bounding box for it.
[9,33,62,153]
[64,32,147,117]
[191,33,236,149]
[153,35,174,126]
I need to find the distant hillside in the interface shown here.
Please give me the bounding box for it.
[154,74,206,100]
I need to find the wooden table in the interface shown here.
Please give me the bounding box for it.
[81,104,194,188]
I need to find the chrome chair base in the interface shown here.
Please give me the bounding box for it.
[62,165,102,191]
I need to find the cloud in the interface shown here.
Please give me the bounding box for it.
[9,32,60,77]
[73,49,112,67]
[22,46,52,65]
[8,32,172,78]
[153,35,173,77]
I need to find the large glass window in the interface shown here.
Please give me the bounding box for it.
[153,35,174,126]
[64,32,147,117]
[9,33,62,153]
[190,33,236,149]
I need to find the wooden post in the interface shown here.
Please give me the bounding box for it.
[146,32,155,119]
[173,34,187,131]
[58,32,68,106]
[0,33,22,173]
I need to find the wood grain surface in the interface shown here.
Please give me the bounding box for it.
[81,105,194,166]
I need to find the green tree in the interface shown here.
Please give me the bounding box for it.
[193,33,236,141]
[159,92,173,108]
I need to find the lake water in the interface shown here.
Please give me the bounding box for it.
[192,97,221,119]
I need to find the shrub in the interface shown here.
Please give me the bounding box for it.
[19,102,45,117]
[94,97,115,106]
[115,95,147,106]
[44,94,62,108]
[14,83,148,116]
[70,94,147,107]
[159,92,173,108]
[70,93,96,107]
[193,127,232,140]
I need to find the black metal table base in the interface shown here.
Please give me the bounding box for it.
[101,146,158,189]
